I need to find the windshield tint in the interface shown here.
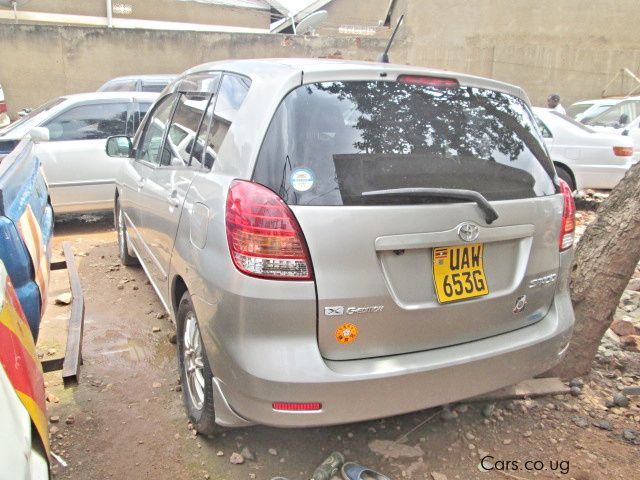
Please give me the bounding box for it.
[253,81,555,206]
[0,97,66,136]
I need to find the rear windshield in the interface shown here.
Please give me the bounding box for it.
[253,81,556,206]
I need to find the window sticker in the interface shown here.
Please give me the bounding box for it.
[290,168,315,192]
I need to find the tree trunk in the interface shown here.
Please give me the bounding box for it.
[551,160,640,379]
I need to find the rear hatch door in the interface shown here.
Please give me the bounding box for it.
[253,76,560,360]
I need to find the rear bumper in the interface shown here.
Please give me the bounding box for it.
[210,288,574,428]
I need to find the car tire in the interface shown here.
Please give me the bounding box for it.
[115,200,139,267]
[177,291,218,435]
[555,166,575,191]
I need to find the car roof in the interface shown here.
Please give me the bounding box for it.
[182,58,530,104]
[59,91,160,102]
[104,74,176,83]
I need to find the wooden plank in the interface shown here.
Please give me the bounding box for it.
[60,242,84,387]
[470,378,569,402]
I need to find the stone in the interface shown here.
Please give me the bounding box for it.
[65,415,75,425]
[240,446,255,461]
[50,416,60,423]
[523,431,532,438]
[55,293,72,305]
[156,312,167,319]
[572,416,589,428]
[570,386,581,397]
[152,327,161,333]
[440,407,458,421]
[168,333,177,344]
[431,473,448,480]
[620,335,640,352]
[50,425,59,435]
[622,429,637,441]
[152,382,162,388]
[216,451,224,457]
[611,319,636,337]
[613,393,630,408]
[268,448,278,456]
[592,419,612,431]
[229,452,244,465]
[481,403,495,418]
[503,439,512,445]
[569,378,584,388]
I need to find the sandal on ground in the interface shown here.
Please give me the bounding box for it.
[341,462,391,480]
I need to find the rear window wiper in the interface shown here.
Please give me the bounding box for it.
[361,187,499,224]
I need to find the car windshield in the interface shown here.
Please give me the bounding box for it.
[566,103,592,118]
[0,97,66,136]
[254,80,556,206]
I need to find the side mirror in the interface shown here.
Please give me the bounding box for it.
[106,136,133,157]
[27,127,49,143]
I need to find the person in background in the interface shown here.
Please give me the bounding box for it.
[547,93,566,114]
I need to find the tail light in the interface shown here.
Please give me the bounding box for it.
[397,75,459,88]
[225,180,313,280]
[0,101,7,114]
[558,179,575,251]
[613,146,633,157]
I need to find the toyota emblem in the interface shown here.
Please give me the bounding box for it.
[457,222,480,242]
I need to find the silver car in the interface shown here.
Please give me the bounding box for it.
[108,59,576,433]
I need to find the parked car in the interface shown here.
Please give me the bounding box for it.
[533,107,635,190]
[109,59,575,433]
[566,98,621,123]
[0,259,50,480]
[583,97,640,129]
[0,83,9,128]
[0,137,53,340]
[98,75,176,93]
[621,115,640,164]
[0,92,158,214]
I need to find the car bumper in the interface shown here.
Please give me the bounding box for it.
[207,287,574,428]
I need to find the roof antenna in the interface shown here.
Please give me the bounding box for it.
[377,14,404,63]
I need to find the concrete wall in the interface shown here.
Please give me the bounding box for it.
[0,24,386,116]
[5,0,270,28]
[390,0,640,106]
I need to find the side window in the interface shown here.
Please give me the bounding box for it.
[126,102,152,136]
[163,92,212,167]
[136,95,176,166]
[535,117,552,138]
[45,103,129,141]
[200,74,251,169]
[109,81,136,92]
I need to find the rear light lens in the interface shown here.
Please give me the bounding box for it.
[558,179,575,251]
[225,180,314,280]
[397,75,459,88]
[613,146,633,157]
[272,402,322,412]
[0,101,6,114]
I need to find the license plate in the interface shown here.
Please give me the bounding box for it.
[432,244,489,304]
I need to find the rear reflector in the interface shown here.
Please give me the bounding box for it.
[225,180,314,280]
[558,179,575,251]
[0,101,6,114]
[397,75,459,88]
[272,402,322,412]
[613,146,633,157]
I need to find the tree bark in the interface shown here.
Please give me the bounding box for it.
[550,160,640,379]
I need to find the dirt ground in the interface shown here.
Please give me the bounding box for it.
[40,210,639,480]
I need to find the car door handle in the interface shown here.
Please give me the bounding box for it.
[168,191,180,207]
[137,180,145,189]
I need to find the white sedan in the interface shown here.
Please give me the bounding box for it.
[533,107,635,190]
[0,92,158,215]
